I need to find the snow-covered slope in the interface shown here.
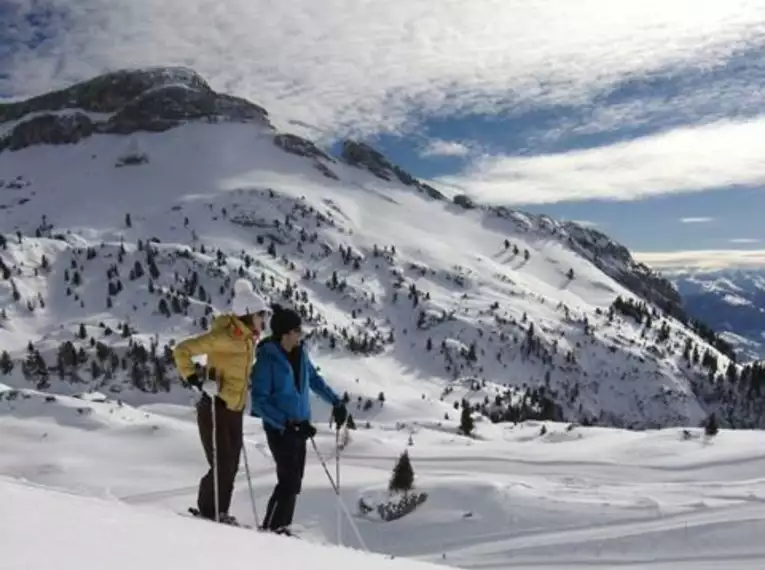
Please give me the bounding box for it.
[3,383,765,569]
[0,475,442,570]
[670,269,765,361]
[1,67,762,430]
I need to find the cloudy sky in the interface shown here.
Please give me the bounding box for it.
[2,0,764,269]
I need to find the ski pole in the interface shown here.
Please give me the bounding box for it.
[309,437,368,552]
[241,435,260,528]
[335,426,342,546]
[209,389,220,523]
[197,386,220,523]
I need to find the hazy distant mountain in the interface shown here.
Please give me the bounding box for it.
[673,270,765,361]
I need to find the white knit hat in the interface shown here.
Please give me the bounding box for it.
[231,279,269,316]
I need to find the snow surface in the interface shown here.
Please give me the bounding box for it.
[0,474,439,570]
[2,384,765,569]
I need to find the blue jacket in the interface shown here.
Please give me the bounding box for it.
[249,339,340,431]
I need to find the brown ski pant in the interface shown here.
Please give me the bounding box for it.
[196,394,243,519]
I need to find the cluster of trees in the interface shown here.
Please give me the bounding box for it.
[502,239,530,261]
[10,330,176,394]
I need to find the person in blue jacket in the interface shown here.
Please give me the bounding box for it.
[250,304,348,534]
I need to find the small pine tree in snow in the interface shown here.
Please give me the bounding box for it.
[0,350,13,374]
[460,406,474,436]
[388,451,415,494]
[704,413,719,436]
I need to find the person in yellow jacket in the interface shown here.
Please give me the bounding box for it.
[173,278,270,524]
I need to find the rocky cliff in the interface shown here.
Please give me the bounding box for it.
[0,67,270,152]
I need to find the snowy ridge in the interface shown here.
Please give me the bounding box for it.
[0,68,761,434]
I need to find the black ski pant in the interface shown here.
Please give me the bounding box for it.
[196,394,243,519]
[262,426,307,530]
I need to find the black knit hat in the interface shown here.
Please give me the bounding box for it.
[269,303,302,338]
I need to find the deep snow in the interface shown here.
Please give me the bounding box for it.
[2,384,765,569]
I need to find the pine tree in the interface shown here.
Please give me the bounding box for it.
[0,350,13,375]
[704,413,719,436]
[90,359,102,380]
[388,451,415,494]
[460,405,474,436]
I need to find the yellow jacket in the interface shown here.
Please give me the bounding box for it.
[172,315,257,412]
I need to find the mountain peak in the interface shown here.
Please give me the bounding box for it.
[1,67,211,122]
[0,67,270,152]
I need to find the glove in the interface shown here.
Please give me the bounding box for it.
[332,403,348,428]
[290,420,316,439]
[185,374,204,392]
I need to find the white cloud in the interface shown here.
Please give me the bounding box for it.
[635,249,765,271]
[1,0,764,140]
[729,238,761,244]
[571,220,599,228]
[420,139,472,158]
[437,117,765,204]
[679,217,714,223]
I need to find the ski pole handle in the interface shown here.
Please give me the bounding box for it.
[195,385,214,399]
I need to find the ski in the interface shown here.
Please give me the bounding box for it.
[184,507,252,529]
[183,508,303,537]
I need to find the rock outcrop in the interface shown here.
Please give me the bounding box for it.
[340,140,446,201]
[561,222,685,319]
[0,67,270,152]
[274,133,333,162]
